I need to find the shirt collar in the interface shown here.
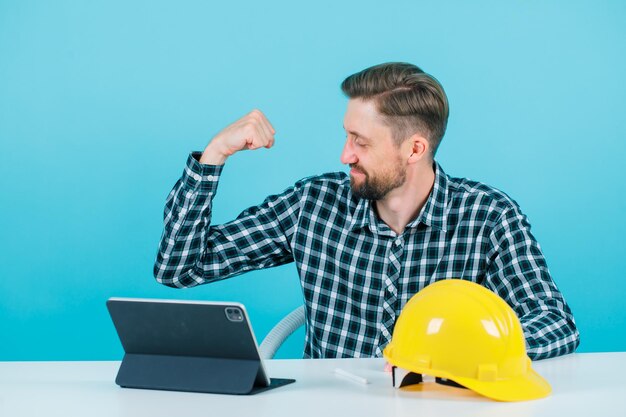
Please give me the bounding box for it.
[348,161,449,233]
[411,161,448,231]
[348,197,371,232]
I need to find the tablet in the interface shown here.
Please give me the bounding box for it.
[106,297,295,395]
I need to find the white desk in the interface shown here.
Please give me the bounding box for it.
[1,353,625,417]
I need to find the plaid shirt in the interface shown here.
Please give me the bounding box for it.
[154,152,580,360]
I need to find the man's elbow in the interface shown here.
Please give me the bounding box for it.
[152,263,187,289]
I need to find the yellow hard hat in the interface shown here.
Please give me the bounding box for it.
[383,279,551,402]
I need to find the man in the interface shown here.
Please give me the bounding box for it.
[154,62,580,360]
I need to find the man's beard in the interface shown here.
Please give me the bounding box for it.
[350,161,406,201]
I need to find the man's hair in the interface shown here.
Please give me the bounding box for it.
[341,62,449,158]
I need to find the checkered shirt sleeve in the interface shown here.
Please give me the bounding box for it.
[154,153,299,287]
[484,206,580,359]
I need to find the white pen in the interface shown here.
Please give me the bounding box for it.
[334,368,370,385]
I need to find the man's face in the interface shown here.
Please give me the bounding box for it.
[341,98,407,200]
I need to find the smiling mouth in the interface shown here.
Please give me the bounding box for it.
[350,168,365,177]
[350,165,365,175]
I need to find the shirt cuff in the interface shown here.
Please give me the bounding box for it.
[181,151,224,191]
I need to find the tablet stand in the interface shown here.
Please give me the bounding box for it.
[116,353,295,395]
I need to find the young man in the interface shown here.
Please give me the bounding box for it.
[154,62,580,360]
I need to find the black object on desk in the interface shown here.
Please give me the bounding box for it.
[106,298,295,395]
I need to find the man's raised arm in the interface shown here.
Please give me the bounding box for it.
[153,110,300,288]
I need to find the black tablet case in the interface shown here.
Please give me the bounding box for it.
[107,299,295,395]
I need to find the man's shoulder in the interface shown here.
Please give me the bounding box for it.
[445,172,521,215]
[287,171,355,210]
[294,171,350,191]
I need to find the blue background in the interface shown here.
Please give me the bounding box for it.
[1,0,624,360]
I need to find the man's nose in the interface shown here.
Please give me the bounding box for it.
[340,138,357,165]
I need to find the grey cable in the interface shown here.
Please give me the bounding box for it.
[259,305,306,360]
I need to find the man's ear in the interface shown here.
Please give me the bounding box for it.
[407,133,430,164]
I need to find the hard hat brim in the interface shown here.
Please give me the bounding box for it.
[452,367,551,402]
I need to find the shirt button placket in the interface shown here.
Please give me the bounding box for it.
[378,237,404,354]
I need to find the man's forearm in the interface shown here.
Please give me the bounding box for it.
[522,307,580,360]
[486,206,580,360]
[153,153,224,288]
